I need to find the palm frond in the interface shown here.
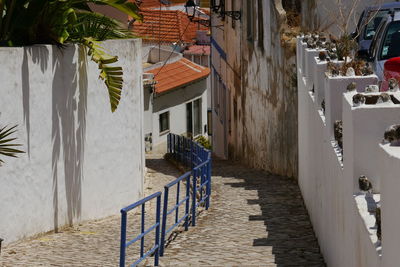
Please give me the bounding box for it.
[0,125,24,166]
[82,37,123,112]
[0,0,142,112]
[71,12,133,41]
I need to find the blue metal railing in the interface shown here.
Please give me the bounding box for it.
[120,192,161,267]
[159,171,191,256]
[120,133,212,266]
[167,134,212,227]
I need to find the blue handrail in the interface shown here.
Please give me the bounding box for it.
[159,171,191,256]
[120,192,161,267]
[167,134,212,228]
[120,133,212,265]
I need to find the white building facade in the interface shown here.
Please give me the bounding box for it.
[143,52,210,153]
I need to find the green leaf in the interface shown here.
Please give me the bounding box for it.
[0,124,24,166]
[81,38,124,112]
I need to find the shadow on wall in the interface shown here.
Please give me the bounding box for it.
[51,45,87,231]
[22,46,50,156]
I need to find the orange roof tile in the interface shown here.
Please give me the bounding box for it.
[135,0,186,9]
[132,9,209,44]
[183,45,210,55]
[148,58,210,94]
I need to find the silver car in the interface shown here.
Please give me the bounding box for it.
[354,2,400,57]
[368,11,400,81]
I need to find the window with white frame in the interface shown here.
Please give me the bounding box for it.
[193,98,202,136]
[186,98,202,137]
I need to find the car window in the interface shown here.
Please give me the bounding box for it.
[364,10,389,40]
[370,18,387,59]
[380,21,400,60]
[355,11,365,38]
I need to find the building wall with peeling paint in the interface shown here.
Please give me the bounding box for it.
[211,0,298,178]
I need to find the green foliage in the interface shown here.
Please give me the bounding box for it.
[194,135,212,150]
[336,34,358,61]
[0,125,24,166]
[0,0,142,112]
[83,38,123,112]
[71,12,134,41]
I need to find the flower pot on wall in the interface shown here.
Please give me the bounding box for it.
[304,48,326,90]
[325,74,378,140]
[342,91,400,193]
[312,58,346,109]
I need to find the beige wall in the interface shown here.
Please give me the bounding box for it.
[211,0,298,178]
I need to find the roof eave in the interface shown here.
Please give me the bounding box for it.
[154,74,210,96]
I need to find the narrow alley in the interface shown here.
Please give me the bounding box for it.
[159,159,325,266]
[1,155,325,266]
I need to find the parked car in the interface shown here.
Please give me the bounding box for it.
[367,11,400,81]
[353,2,400,58]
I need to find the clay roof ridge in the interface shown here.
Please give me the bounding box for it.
[151,58,207,75]
[180,59,202,73]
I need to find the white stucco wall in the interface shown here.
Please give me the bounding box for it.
[304,48,326,90]
[325,75,378,140]
[379,144,400,267]
[343,92,400,193]
[0,39,144,244]
[312,57,328,107]
[297,37,386,267]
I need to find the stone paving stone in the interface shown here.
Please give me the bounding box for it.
[0,154,180,267]
[0,156,326,266]
[159,159,326,267]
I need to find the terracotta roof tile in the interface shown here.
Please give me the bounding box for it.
[148,58,210,94]
[135,0,186,9]
[132,9,209,44]
[183,45,210,55]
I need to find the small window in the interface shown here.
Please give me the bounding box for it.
[159,111,170,134]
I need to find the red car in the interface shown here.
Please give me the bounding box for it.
[382,56,400,91]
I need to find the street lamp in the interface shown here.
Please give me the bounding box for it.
[184,0,241,27]
[185,0,211,27]
[211,0,221,12]
[184,0,197,20]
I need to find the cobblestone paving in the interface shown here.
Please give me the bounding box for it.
[0,154,179,267]
[1,156,325,266]
[159,160,326,267]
